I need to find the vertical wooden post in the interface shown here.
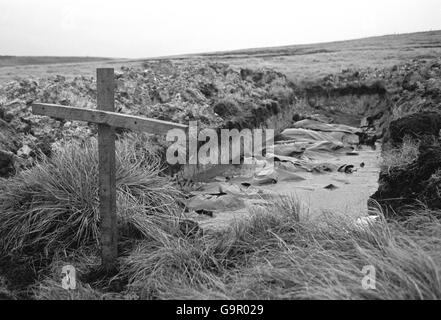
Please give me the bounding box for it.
[97,68,117,272]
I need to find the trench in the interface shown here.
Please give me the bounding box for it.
[182,90,387,231]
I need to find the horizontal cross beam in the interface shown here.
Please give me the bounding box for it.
[32,103,188,135]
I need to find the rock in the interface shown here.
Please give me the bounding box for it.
[324,184,338,190]
[292,113,305,123]
[17,144,32,158]
[402,71,423,91]
[338,164,355,174]
[213,98,240,118]
[199,82,218,98]
[252,166,278,185]
[195,209,214,217]
[312,163,339,173]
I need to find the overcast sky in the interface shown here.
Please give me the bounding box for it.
[1,0,440,58]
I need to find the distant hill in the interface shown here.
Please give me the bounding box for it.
[0,56,113,68]
[173,30,441,83]
[191,30,441,59]
[1,30,441,84]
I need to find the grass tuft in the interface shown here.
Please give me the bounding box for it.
[381,135,420,171]
[0,134,183,256]
[116,196,441,300]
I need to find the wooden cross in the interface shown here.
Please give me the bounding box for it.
[32,68,187,272]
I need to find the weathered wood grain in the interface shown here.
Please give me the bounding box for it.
[31,68,188,271]
[32,103,188,135]
[97,68,117,272]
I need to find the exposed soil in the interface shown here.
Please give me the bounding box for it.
[388,111,441,145]
[362,59,441,215]
[372,129,441,214]
[0,61,296,178]
[285,57,441,217]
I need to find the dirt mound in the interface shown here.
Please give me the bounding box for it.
[0,60,296,177]
[365,59,441,215]
[372,143,441,212]
[295,67,391,129]
[388,111,441,145]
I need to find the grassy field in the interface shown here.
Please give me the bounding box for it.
[189,30,441,83]
[0,56,115,68]
[1,30,440,85]
[0,57,136,85]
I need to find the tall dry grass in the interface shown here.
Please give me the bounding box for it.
[381,135,420,172]
[117,199,441,300]
[28,194,441,300]
[0,134,183,256]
